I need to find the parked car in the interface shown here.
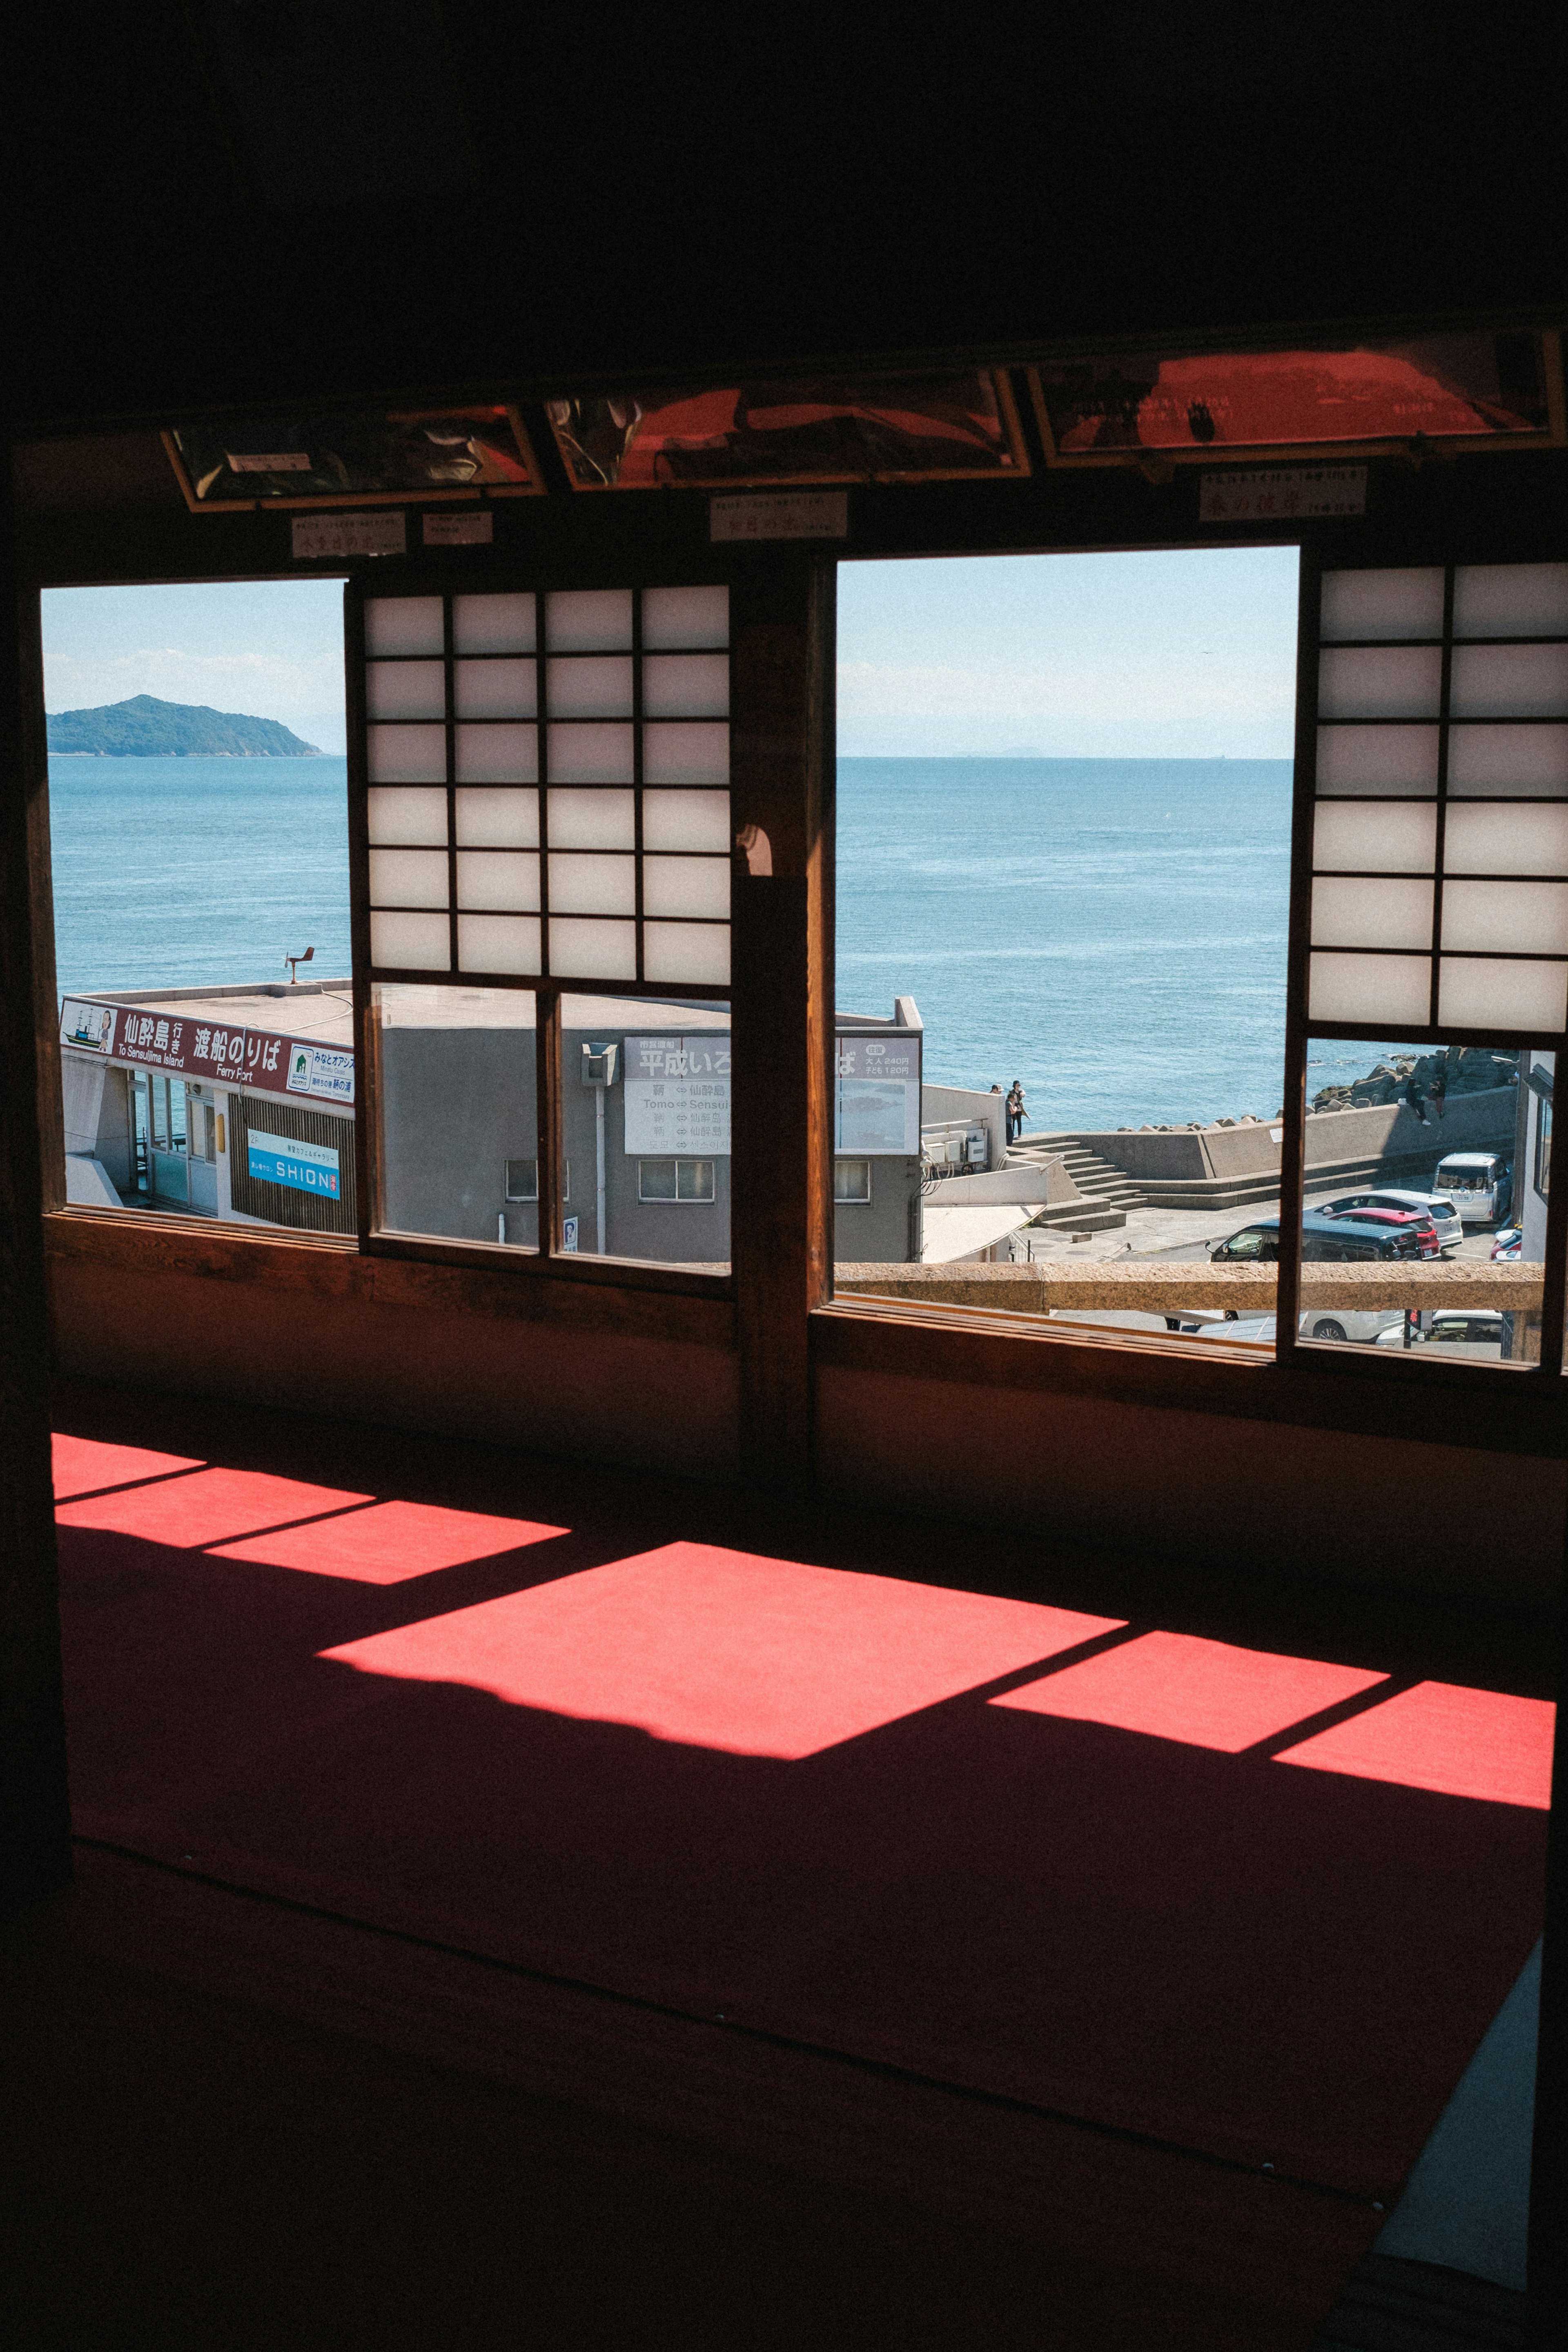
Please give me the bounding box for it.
[1189,1312,1406,1344]
[1491,1226,1523,1262]
[1314,1187,1463,1254]
[1209,1212,1423,1265]
[1377,1311,1506,1358]
[1316,1204,1440,1258]
[1433,1152,1512,1227]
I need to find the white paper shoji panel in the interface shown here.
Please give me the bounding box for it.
[1319,568,1445,641]
[455,788,539,846]
[371,911,450,970]
[457,852,540,912]
[454,659,537,719]
[1452,565,1568,638]
[365,597,443,655]
[367,662,445,719]
[359,587,733,987]
[369,849,449,909]
[368,787,448,845]
[456,915,541,975]
[1309,561,1568,1036]
[453,592,536,653]
[454,724,537,782]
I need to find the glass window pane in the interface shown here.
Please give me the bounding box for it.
[454,723,538,783]
[1320,568,1445,641]
[1315,724,1440,793]
[1308,953,1432,1027]
[545,788,635,849]
[453,592,535,654]
[365,596,443,655]
[368,723,446,782]
[1448,724,1568,795]
[641,654,730,717]
[548,853,636,915]
[548,917,637,978]
[370,910,450,970]
[643,922,731,984]
[546,722,635,783]
[1443,804,1568,876]
[1310,876,1434,951]
[456,851,540,911]
[366,661,445,720]
[374,983,539,1250]
[642,586,729,648]
[564,999,729,1269]
[642,722,730,784]
[546,589,633,651]
[455,787,539,846]
[1450,644,1568,719]
[1452,564,1568,639]
[368,848,449,909]
[641,856,731,920]
[1438,959,1568,1030]
[47,578,355,1231]
[456,914,541,975]
[1318,646,1443,719]
[1440,881,1568,956]
[642,790,731,851]
[834,1156,872,1202]
[368,787,448,845]
[454,658,536,719]
[1299,1034,1536,1369]
[1312,802,1436,873]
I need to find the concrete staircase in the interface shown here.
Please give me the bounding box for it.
[1007,1134,1143,1229]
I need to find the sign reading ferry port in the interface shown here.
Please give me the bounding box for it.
[60,998,354,1105]
[246,1130,341,1199]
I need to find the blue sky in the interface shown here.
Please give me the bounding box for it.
[42,579,350,754]
[837,547,1300,758]
[41,547,1301,763]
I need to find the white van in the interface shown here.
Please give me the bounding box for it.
[1433,1152,1512,1227]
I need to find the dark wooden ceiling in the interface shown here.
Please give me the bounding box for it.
[12,1,1564,428]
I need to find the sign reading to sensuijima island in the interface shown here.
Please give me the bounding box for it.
[45,695,323,757]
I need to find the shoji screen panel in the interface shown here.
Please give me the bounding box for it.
[360,585,731,987]
[1308,563,1568,1033]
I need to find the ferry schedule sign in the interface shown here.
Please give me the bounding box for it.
[835,1030,921,1155]
[60,996,355,1106]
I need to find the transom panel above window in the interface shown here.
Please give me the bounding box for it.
[357,584,732,991]
[1307,562,1568,1036]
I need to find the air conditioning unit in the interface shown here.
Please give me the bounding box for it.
[966,1129,987,1165]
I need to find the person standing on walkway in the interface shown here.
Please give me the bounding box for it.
[1006,1080,1027,1145]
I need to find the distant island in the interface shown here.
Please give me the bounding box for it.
[46,695,323,758]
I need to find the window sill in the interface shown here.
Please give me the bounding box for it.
[43,1208,736,1348]
[811,1294,1568,1461]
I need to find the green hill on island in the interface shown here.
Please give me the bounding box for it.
[46,695,323,757]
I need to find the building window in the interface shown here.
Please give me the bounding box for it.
[638,1158,715,1202]
[1537,1098,1552,1200]
[834,1156,872,1203]
[504,1158,539,1201]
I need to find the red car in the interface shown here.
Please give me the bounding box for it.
[1321,1205,1441,1259]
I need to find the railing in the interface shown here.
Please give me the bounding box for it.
[834,1262,1542,1314]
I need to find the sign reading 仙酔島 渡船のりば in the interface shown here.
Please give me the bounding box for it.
[59,997,354,1105]
[246,1129,341,1199]
[834,1031,922,1154]
[623,1036,732,1155]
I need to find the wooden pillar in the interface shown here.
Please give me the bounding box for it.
[729,555,835,1490]
[0,451,73,1912]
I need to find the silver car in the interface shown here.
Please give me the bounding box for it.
[1313,1186,1463,1253]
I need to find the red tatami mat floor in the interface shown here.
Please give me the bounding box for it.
[51,1381,1552,2223]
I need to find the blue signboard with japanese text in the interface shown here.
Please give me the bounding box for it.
[246,1129,341,1198]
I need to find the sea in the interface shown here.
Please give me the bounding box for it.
[49,752,1302,1133]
